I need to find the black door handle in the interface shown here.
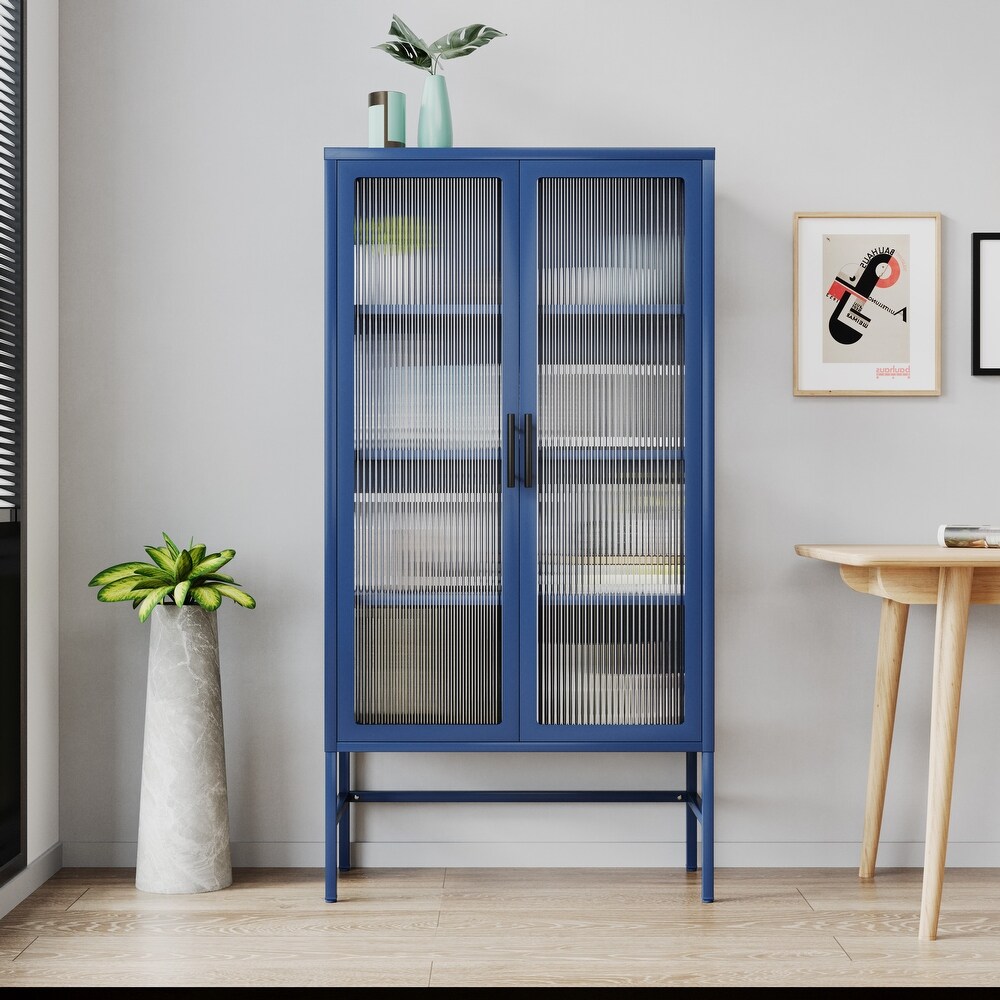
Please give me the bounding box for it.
[524,413,534,489]
[506,413,516,488]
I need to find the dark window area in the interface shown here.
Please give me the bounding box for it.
[0,0,24,887]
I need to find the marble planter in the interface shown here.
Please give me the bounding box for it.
[135,605,232,893]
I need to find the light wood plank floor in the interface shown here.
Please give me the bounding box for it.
[3,867,1000,987]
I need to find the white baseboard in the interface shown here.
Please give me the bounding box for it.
[0,842,63,919]
[231,843,326,867]
[61,842,327,868]
[60,840,1000,869]
[352,841,1000,868]
[61,842,138,867]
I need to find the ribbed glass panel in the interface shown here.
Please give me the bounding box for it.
[536,176,685,726]
[0,0,23,513]
[353,176,502,725]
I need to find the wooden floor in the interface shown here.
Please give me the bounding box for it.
[2,866,1000,986]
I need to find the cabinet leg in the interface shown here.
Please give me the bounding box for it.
[324,752,337,901]
[685,752,698,872]
[860,597,909,879]
[338,751,352,872]
[919,567,973,941]
[682,751,714,901]
[701,751,714,903]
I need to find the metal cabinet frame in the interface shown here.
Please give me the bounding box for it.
[324,147,715,904]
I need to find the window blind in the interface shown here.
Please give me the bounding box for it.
[0,0,23,515]
[0,0,23,886]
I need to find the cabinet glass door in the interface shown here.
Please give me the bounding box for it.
[336,163,519,740]
[519,163,704,741]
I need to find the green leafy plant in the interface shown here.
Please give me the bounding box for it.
[89,532,257,622]
[374,14,505,75]
[354,214,432,252]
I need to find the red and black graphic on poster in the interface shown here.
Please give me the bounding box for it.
[822,234,910,365]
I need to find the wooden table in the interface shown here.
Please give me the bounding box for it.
[795,543,1000,941]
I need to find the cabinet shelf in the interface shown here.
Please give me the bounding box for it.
[355,445,679,460]
[541,593,683,606]
[355,304,501,316]
[540,563,684,600]
[540,304,684,316]
[355,592,501,607]
[354,446,499,460]
[539,445,683,460]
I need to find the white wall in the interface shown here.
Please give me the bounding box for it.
[26,0,60,868]
[57,0,1000,868]
[1,0,63,916]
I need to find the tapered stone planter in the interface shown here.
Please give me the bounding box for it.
[135,605,232,893]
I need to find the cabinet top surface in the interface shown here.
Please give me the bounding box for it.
[324,146,716,161]
[795,543,1000,566]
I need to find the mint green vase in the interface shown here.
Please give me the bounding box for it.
[418,74,453,148]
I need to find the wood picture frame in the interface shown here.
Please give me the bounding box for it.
[793,212,941,396]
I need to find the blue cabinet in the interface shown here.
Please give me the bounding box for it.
[324,148,715,901]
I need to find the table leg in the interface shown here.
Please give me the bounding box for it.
[919,566,973,941]
[860,597,908,879]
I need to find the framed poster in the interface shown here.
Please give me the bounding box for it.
[972,232,1000,375]
[793,212,941,395]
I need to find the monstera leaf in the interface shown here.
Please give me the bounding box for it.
[373,14,433,71]
[430,24,507,62]
[375,15,505,73]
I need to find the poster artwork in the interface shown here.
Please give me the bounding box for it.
[822,234,910,373]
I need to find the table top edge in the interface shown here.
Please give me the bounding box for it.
[795,543,1000,566]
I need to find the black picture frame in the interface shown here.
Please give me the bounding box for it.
[972,232,1000,375]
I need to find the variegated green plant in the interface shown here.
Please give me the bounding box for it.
[374,14,505,75]
[353,215,431,252]
[89,532,257,622]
